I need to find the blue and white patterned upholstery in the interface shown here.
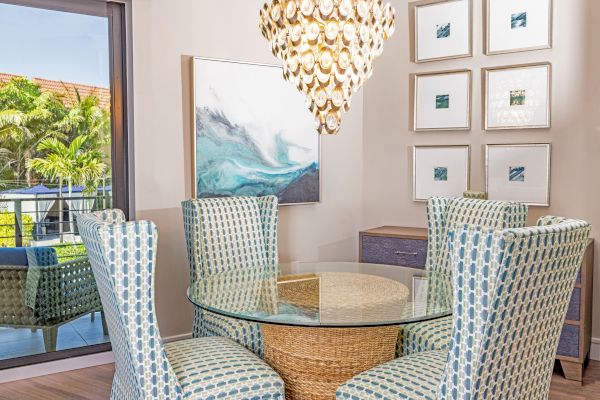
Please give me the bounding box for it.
[182,196,278,357]
[338,217,591,400]
[77,209,284,400]
[397,197,528,356]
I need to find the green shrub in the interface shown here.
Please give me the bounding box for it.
[0,211,33,247]
[51,243,86,262]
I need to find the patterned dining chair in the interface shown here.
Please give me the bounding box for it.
[337,217,591,400]
[181,196,278,357]
[77,209,284,400]
[397,197,528,357]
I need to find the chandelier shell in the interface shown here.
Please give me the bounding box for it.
[260,0,395,134]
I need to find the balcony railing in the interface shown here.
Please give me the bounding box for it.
[0,195,112,261]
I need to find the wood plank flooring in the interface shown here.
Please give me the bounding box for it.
[0,361,598,399]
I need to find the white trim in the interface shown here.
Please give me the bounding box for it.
[591,337,600,361]
[0,332,192,384]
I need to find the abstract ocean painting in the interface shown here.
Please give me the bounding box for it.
[509,166,525,182]
[193,58,319,204]
[434,167,448,181]
[511,12,527,29]
[510,90,526,106]
[436,94,450,109]
[436,23,451,38]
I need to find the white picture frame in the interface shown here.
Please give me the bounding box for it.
[413,0,472,63]
[413,145,470,202]
[484,63,551,130]
[414,69,472,131]
[485,143,551,206]
[485,0,553,55]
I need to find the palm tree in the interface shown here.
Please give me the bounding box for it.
[27,135,107,241]
[0,78,68,186]
[55,86,110,151]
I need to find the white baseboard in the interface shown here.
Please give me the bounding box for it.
[591,337,600,361]
[0,332,192,384]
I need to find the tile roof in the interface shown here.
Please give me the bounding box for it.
[0,72,110,110]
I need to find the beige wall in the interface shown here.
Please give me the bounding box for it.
[130,0,600,340]
[362,0,600,337]
[131,0,364,337]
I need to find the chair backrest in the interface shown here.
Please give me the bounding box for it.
[77,209,181,400]
[438,217,591,399]
[181,196,278,282]
[426,197,528,275]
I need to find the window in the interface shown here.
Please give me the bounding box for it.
[0,0,132,368]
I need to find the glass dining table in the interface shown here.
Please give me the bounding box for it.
[187,262,452,400]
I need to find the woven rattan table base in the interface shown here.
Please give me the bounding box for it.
[262,324,400,400]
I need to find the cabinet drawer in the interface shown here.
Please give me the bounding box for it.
[361,235,427,269]
[557,324,580,358]
[565,288,581,321]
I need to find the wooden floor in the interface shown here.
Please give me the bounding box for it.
[0,361,598,399]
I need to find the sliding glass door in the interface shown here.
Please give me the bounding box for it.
[0,0,131,368]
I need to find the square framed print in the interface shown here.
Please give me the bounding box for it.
[414,69,471,131]
[486,143,551,206]
[192,57,320,205]
[484,62,551,130]
[485,0,552,55]
[413,145,470,202]
[412,0,472,63]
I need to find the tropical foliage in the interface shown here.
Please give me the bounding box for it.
[0,211,33,247]
[0,76,110,189]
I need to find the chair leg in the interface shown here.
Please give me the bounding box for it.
[42,327,58,352]
[91,311,96,322]
[100,310,109,336]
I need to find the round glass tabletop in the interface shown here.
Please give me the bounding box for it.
[187,262,452,327]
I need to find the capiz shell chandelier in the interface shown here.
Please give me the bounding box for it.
[259,0,395,135]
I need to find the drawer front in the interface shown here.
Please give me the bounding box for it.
[557,324,580,358]
[361,235,427,269]
[565,288,581,321]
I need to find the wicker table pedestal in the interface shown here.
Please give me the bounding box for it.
[262,324,400,400]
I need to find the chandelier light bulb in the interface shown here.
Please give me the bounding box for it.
[260,0,395,135]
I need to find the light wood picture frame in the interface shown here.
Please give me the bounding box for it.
[413,145,471,202]
[483,62,552,130]
[411,0,473,63]
[485,0,553,55]
[485,143,551,206]
[413,69,472,131]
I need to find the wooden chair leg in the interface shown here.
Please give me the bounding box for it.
[560,360,583,382]
[100,310,109,336]
[42,327,58,352]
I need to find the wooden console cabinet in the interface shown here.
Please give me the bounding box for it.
[359,226,595,382]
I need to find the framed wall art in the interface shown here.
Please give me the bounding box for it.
[414,69,472,131]
[191,57,320,205]
[412,0,472,63]
[485,0,553,55]
[484,62,551,130]
[413,145,470,202]
[485,143,551,206]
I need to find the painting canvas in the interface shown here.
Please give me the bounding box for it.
[192,58,320,204]
[486,144,551,206]
[486,0,552,54]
